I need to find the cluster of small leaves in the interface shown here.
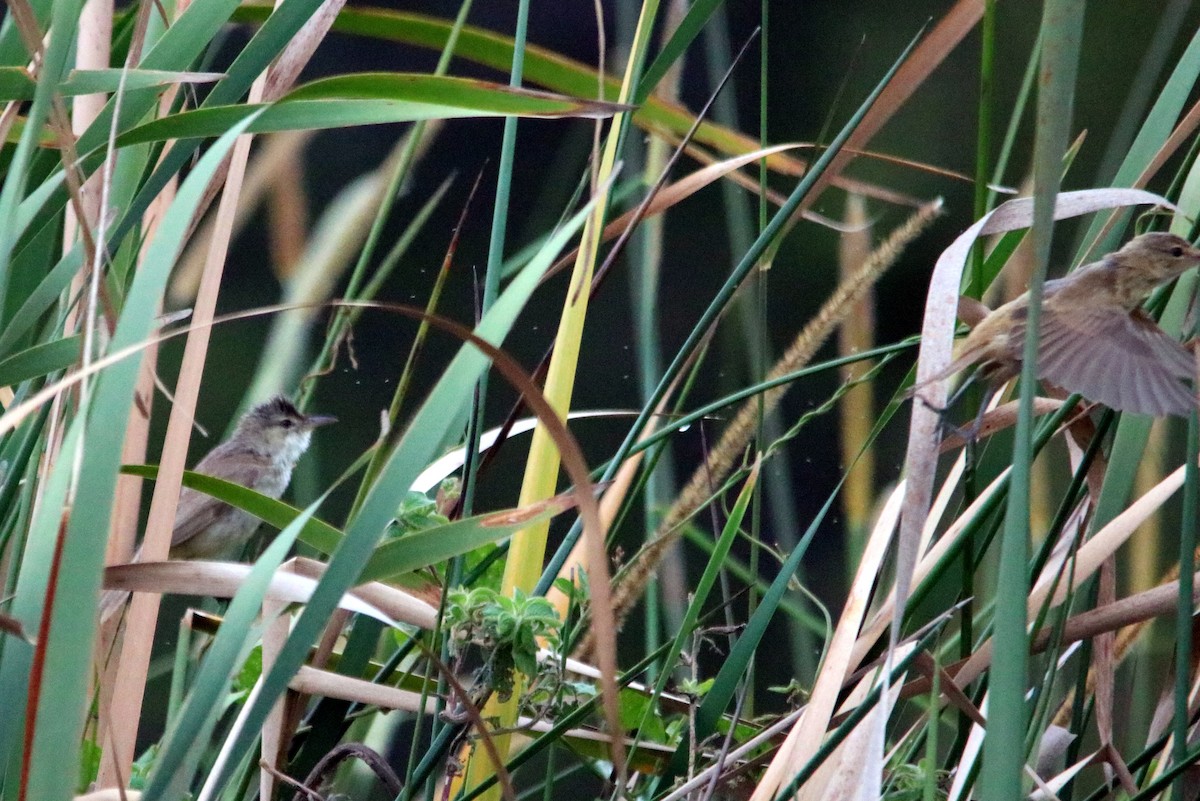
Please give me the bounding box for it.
[883,760,949,801]
[444,586,562,701]
[387,488,451,537]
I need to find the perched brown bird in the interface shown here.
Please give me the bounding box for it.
[100,396,335,618]
[928,232,1200,417]
[167,395,336,558]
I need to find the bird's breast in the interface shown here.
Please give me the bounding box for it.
[253,466,294,500]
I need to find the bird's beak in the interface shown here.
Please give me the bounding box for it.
[305,414,338,428]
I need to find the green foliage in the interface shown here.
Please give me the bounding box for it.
[2,3,1199,801]
[445,586,561,701]
[388,488,451,535]
[884,760,949,801]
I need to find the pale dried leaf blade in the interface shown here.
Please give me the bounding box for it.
[282,556,439,627]
[102,558,436,628]
[749,485,903,801]
[479,489,580,526]
[609,142,804,225]
[411,410,635,492]
[290,665,435,713]
[1030,749,1099,801]
[1042,458,1190,609]
[949,456,1195,691]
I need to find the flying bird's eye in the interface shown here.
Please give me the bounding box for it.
[1172,246,1185,257]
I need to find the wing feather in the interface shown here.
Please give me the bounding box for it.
[170,457,271,549]
[1036,307,1196,416]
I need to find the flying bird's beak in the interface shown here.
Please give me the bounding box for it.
[304,414,338,429]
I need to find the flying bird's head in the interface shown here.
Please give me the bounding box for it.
[1108,232,1200,301]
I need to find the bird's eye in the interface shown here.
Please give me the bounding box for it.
[279,418,294,429]
[1172,246,1185,257]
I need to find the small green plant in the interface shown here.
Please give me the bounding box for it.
[387,483,456,537]
[884,760,949,801]
[445,586,562,701]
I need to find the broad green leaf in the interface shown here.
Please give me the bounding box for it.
[359,494,579,583]
[116,73,624,146]
[0,421,82,784]
[0,336,80,387]
[0,0,83,329]
[117,466,575,587]
[144,494,325,798]
[120,465,345,555]
[230,6,789,176]
[636,0,723,101]
[14,112,261,801]
[0,247,82,357]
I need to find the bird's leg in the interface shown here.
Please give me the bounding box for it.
[915,370,979,417]
[917,371,997,445]
[959,381,999,442]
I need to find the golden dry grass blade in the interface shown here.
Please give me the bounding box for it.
[838,194,875,563]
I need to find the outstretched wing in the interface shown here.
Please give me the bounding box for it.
[170,457,270,549]
[1036,306,1196,416]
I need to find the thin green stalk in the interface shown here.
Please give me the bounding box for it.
[924,656,941,801]
[460,0,531,519]
[970,0,995,296]
[981,2,1082,798]
[985,31,1041,213]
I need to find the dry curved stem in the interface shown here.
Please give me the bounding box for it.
[1051,551,1200,727]
[604,198,944,629]
[289,743,403,801]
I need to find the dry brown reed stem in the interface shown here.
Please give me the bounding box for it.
[100,13,289,789]
[607,198,944,625]
[95,69,183,785]
[1051,547,1200,728]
